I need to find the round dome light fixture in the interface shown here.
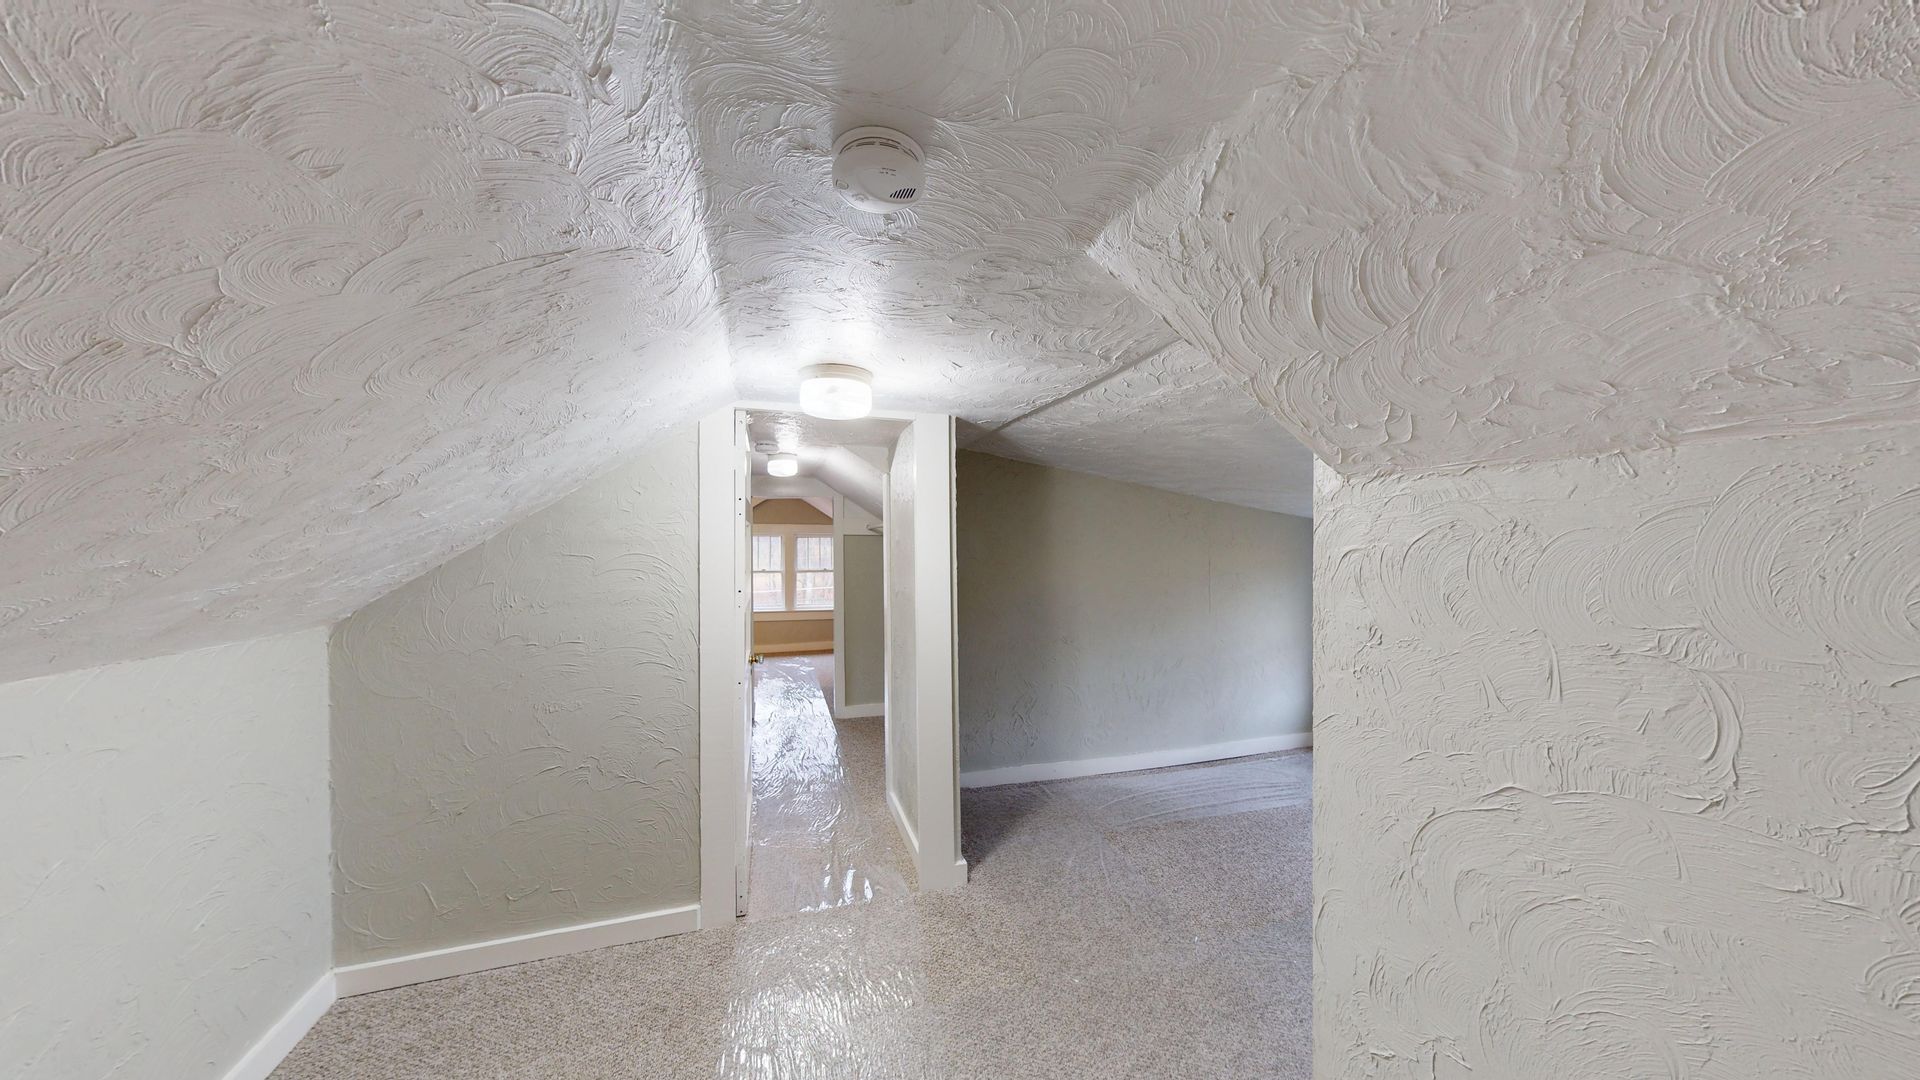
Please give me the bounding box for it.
[766,453,800,478]
[799,363,874,420]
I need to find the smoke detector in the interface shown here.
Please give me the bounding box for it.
[831,126,924,213]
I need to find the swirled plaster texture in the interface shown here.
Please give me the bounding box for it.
[1315,428,1920,1078]
[329,426,698,963]
[0,628,331,1079]
[0,0,732,684]
[664,0,1325,512]
[971,341,1314,517]
[0,0,1344,685]
[13,0,1917,683]
[1094,0,1920,476]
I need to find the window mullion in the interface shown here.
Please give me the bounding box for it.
[786,533,798,611]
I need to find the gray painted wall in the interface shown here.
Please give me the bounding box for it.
[0,629,332,1079]
[886,426,919,832]
[1314,429,1920,1078]
[956,452,1313,773]
[841,532,885,709]
[330,426,701,964]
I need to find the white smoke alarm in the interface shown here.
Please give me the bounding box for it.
[831,126,925,213]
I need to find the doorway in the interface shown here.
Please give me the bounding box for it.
[744,475,906,918]
[695,404,965,930]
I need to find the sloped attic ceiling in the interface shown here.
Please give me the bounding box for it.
[1093,1,1920,474]
[662,0,1319,514]
[0,0,1319,683]
[11,0,1912,684]
[0,0,735,683]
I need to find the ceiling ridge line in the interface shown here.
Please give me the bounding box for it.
[976,335,1186,440]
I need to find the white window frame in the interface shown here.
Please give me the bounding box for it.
[750,523,835,621]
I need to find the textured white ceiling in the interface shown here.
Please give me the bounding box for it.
[9,0,1911,681]
[664,0,1314,420]
[745,410,907,455]
[1094,0,1920,475]
[0,0,1319,681]
[971,342,1314,516]
[0,0,735,681]
[672,0,1321,516]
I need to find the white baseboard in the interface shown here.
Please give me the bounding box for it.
[758,641,833,656]
[333,903,700,997]
[885,786,968,890]
[833,702,884,720]
[959,731,1313,788]
[222,970,336,1080]
[919,856,969,891]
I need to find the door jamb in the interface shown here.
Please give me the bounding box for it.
[696,406,749,928]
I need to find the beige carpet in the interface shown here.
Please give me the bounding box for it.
[274,751,1312,1079]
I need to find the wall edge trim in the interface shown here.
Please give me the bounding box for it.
[332,903,700,997]
[833,703,884,720]
[220,970,336,1080]
[959,732,1313,788]
[887,785,921,860]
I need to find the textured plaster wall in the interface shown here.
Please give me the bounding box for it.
[0,629,331,1079]
[886,426,919,833]
[330,427,700,964]
[957,452,1311,773]
[1314,428,1920,1078]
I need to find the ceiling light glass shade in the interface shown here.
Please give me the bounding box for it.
[767,453,800,477]
[798,363,874,420]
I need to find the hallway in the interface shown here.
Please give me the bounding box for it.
[273,750,1312,1078]
[746,655,914,920]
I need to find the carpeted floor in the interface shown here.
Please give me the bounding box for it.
[273,750,1313,1079]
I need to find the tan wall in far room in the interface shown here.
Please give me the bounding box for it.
[751,498,830,525]
[754,617,832,653]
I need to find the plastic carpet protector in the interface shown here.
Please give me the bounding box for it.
[746,656,914,920]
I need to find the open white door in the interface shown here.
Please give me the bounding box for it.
[697,407,752,927]
[881,413,967,891]
[732,411,753,918]
[911,414,965,890]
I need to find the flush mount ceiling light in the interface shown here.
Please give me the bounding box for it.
[767,453,800,478]
[799,363,874,420]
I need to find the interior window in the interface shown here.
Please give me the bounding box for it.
[792,535,834,610]
[751,534,785,611]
